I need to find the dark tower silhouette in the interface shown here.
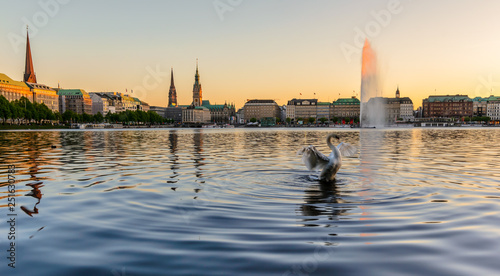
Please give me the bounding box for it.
[168,68,177,107]
[24,28,37,83]
[396,86,400,99]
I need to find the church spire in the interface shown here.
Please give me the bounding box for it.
[24,27,37,83]
[170,67,175,88]
[168,67,177,107]
[396,85,400,99]
[192,59,202,107]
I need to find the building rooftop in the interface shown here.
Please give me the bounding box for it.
[473,96,500,102]
[333,97,360,105]
[425,95,472,103]
[26,82,55,91]
[201,100,235,110]
[57,89,90,97]
[0,73,29,88]
[246,99,277,104]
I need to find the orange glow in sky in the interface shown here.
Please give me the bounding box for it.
[2,1,500,109]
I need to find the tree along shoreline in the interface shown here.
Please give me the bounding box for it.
[0,95,172,129]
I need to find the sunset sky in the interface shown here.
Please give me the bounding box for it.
[1,0,500,109]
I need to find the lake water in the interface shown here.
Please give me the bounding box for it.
[1,128,499,276]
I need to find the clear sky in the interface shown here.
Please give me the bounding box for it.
[2,0,500,109]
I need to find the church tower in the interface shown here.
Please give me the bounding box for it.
[24,28,37,83]
[396,86,400,99]
[192,59,202,107]
[168,68,177,107]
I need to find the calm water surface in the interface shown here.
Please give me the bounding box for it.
[1,128,499,276]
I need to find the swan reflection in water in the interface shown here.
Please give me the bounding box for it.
[297,134,357,182]
[21,182,44,217]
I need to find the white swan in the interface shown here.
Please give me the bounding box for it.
[297,134,357,182]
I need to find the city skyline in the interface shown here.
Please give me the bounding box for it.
[2,0,500,109]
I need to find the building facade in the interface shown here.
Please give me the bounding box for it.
[57,89,92,115]
[331,97,360,119]
[182,106,211,123]
[150,106,167,118]
[487,98,500,121]
[0,73,32,102]
[422,95,473,118]
[243,99,280,122]
[317,102,331,121]
[28,83,59,113]
[201,100,236,123]
[286,99,318,123]
[165,107,183,122]
[89,93,110,115]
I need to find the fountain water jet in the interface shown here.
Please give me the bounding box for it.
[360,39,385,127]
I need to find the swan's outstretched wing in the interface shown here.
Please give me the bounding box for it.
[298,146,330,171]
[337,142,357,157]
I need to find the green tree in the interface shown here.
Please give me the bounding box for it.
[308,117,315,124]
[286,117,291,124]
[0,95,12,124]
[319,117,327,124]
[250,117,257,123]
[94,112,104,123]
[82,113,92,123]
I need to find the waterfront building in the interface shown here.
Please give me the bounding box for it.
[99,92,123,113]
[28,83,59,113]
[486,97,500,121]
[201,100,236,123]
[472,97,488,117]
[363,88,414,124]
[386,97,402,122]
[422,95,473,118]
[150,106,167,118]
[57,89,92,115]
[89,93,110,115]
[286,99,318,123]
[168,68,177,107]
[243,99,280,122]
[182,106,211,123]
[97,92,138,112]
[317,102,331,122]
[132,97,150,112]
[166,107,183,123]
[473,95,499,117]
[279,105,287,123]
[0,73,32,102]
[236,108,245,124]
[331,97,360,119]
[121,94,137,111]
[286,102,295,122]
[398,90,414,121]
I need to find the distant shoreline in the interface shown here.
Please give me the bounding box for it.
[0,124,498,131]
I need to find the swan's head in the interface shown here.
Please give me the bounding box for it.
[297,145,315,155]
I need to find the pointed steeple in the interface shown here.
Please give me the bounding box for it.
[396,86,400,99]
[192,59,202,107]
[24,27,37,83]
[170,67,175,88]
[194,58,200,85]
[168,67,177,107]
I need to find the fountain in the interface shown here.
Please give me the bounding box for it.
[360,39,385,127]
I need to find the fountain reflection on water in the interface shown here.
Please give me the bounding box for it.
[360,39,386,128]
